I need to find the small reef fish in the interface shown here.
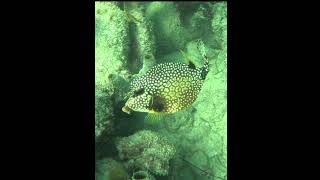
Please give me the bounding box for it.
[122,42,209,115]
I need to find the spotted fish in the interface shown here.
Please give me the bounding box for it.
[122,43,209,115]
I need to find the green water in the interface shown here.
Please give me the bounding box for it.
[95,1,227,180]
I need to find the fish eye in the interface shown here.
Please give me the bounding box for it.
[133,88,144,97]
[154,103,164,112]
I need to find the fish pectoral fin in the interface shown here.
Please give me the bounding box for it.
[144,113,163,125]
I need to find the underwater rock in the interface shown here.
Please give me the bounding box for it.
[172,2,221,45]
[96,158,128,180]
[166,48,226,179]
[127,5,157,76]
[95,2,131,84]
[116,130,176,176]
[145,2,187,57]
[95,2,132,141]
[211,2,227,50]
[131,170,155,180]
[95,88,114,142]
[174,1,201,18]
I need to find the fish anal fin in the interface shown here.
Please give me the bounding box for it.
[144,113,162,125]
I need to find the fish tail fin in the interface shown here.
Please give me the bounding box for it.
[196,39,209,79]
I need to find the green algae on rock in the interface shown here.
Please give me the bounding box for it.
[95,2,131,141]
[95,158,128,180]
[116,130,176,176]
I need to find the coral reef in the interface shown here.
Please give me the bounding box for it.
[95,2,131,83]
[126,3,157,76]
[95,88,114,142]
[211,2,227,50]
[95,1,227,180]
[184,3,214,43]
[116,130,176,176]
[145,2,227,180]
[131,170,155,180]
[145,2,187,57]
[96,158,128,180]
[95,2,132,141]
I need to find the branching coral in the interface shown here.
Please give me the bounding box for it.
[116,130,176,176]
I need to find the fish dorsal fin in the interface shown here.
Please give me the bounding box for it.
[196,39,209,80]
[180,49,196,69]
[179,49,189,64]
[188,61,196,70]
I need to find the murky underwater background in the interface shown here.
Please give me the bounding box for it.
[95,1,227,180]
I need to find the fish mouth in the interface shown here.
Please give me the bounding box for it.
[122,105,132,114]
